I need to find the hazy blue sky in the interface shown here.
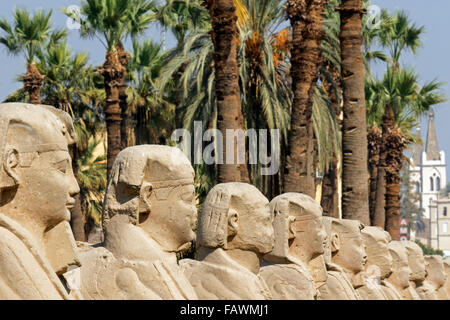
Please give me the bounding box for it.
[0,0,449,179]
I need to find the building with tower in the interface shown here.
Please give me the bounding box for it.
[410,110,450,255]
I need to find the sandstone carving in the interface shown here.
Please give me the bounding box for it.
[261,193,327,300]
[443,259,450,299]
[181,183,274,300]
[0,103,81,299]
[421,255,447,300]
[79,145,198,300]
[356,227,401,300]
[384,241,411,300]
[402,241,424,300]
[318,218,366,300]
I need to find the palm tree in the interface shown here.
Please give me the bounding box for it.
[283,0,326,198]
[127,39,174,146]
[158,0,340,198]
[366,68,446,239]
[0,8,66,104]
[77,140,108,238]
[338,0,370,225]
[65,0,155,176]
[204,0,245,182]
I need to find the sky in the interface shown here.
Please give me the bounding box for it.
[0,0,449,179]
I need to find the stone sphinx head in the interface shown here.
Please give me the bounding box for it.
[322,216,337,266]
[387,241,411,290]
[265,193,326,265]
[330,219,367,274]
[0,103,79,235]
[403,241,426,283]
[425,255,446,289]
[197,182,274,255]
[104,145,197,253]
[362,226,393,279]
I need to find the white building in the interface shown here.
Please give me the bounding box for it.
[410,110,449,254]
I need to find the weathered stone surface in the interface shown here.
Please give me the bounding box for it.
[402,241,424,300]
[181,183,274,300]
[0,103,80,299]
[419,255,447,300]
[261,193,326,300]
[319,218,365,300]
[79,145,198,300]
[384,241,411,299]
[357,227,402,300]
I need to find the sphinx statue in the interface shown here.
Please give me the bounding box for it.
[356,227,402,300]
[402,241,424,300]
[443,259,450,299]
[260,193,327,299]
[318,218,366,300]
[78,145,198,299]
[0,103,81,299]
[180,183,274,300]
[383,241,412,299]
[419,255,447,300]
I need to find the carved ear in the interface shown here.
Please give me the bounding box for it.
[3,148,20,187]
[138,182,153,216]
[227,209,239,238]
[331,232,340,253]
[288,216,295,241]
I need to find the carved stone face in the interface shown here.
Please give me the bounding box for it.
[332,220,367,274]
[290,217,326,260]
[362,227,392,279]
[2,105,79,228]
[388,242,411,289]
[228,186,274,254]
[403,241,426,282]
[18,150,79,225]
[140,183,197,252]
[425,256,446,288]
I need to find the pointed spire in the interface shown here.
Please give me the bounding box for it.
[426,109,441,161]
[412,126,423,166]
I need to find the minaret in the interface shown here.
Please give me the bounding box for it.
[426,109,441,161]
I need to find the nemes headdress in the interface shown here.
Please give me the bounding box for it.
[0,103,73,189]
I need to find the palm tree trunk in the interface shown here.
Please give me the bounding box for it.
[284,0,326,198]
[207,0,245,182]
[24,62,45,105]
[373,165,386,228]
[368,124,382,224]
[117,43,131,149]
[321,59,341,218]
[321,157,340,217]
[338,0,370,225]
[383,105,408,239]
[99,49,125,177]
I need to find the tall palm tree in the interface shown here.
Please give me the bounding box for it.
[338,0,370,225]
[284,0,326,198]
[366,68,446,239]
[0,8,66,104]
[204,0,245,182]
[366,9,426,232]
[65,0,155,176]
[127,39,174,146]
[159,0,339,198]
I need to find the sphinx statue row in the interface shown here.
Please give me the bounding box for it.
[0,103,449,300]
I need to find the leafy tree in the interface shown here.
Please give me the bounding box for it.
[0,8,66,104]
[400,163,426,233]
[65,0,155,175]
[415,240,444,257]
